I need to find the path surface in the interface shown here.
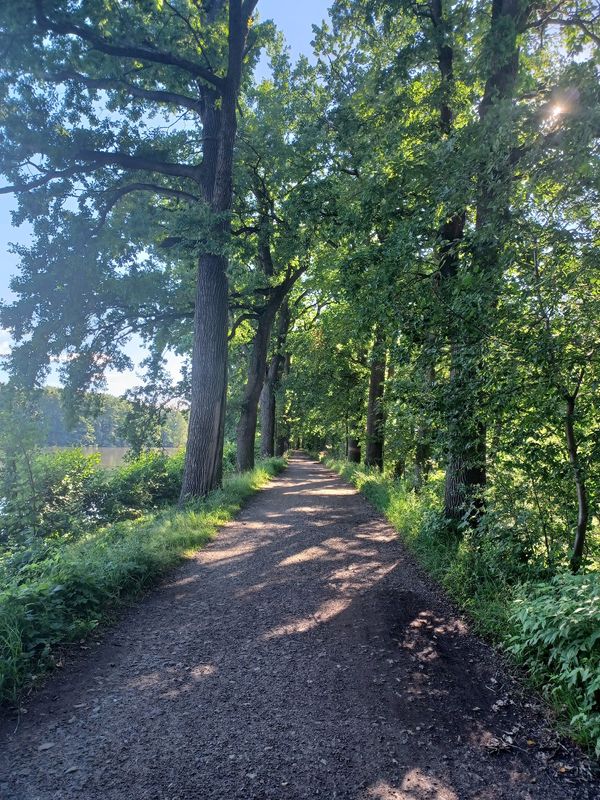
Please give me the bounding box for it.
[1,456,597,800]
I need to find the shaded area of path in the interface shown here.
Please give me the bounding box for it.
[1,455,598,800]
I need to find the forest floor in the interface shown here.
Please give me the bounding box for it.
[1,454,598,800]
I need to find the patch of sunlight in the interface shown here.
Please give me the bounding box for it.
[127,671,162,690]
[166,575,200,589]
[262,597,352,639]
[202,542,257,564]
[279,544,330,565]
[190,664,217,680]
[368,770,458,799]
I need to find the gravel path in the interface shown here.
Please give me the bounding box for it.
[1,455,598,800]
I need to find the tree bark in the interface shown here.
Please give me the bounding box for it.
[414,431,431,490]
[442,0,530,520]
[365,329,386,470]
[259,379,276,458]
[236,271,300,471]
[181,253,229,498]
[236,301,279,472]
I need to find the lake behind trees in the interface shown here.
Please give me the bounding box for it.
[46,447,182,468]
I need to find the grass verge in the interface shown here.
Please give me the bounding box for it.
[0,457,286,705]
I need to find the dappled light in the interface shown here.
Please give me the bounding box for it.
[3,457,589,799]
[367,770,459,800]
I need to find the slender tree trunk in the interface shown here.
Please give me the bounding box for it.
[414,432,431,490]
[236,303,278,472]
[444,338,487,520]
[260,303,289,458]
[413,357,434,490]
[274,353,291,457]
[259,379,276,458]
[442,0,529,520]
[365,329,386,470]
[348,437,361,463]
[565,393,588,572]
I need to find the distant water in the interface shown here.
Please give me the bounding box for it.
[46,446,182,469]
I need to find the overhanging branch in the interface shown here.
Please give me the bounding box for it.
[76,149,200,181]
[34,0,226,92]
[45,70,203,114]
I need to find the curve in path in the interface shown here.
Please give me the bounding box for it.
[1,455,597,800]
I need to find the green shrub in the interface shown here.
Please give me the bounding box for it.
[0,457,285,704]
[103,449,185,519]
[509,573,600,755]
[222,440,238,474]
[0,449,103,545]
[0,448,188,555]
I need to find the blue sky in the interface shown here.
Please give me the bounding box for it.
[0,0,330,390]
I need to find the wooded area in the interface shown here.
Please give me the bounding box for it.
[0,0,598,757]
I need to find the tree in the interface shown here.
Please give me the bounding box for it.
[229,48,327,470]
[0,0,261,500]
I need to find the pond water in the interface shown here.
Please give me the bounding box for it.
[46,447,182,469]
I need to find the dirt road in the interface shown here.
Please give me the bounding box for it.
[1,455,597,799]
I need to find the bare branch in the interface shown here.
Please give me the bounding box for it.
[543,16,600,47]
[0,165,81,194]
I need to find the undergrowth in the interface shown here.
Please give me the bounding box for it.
[0,457,285,705]
[323,457,600,757]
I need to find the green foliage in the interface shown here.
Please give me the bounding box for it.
[510,575,600,755]
[0,457,286,704]
[1,449,103,545]
[102,450,185,520]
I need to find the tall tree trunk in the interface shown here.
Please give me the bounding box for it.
[259,379,276,458]
[414,432,431,490]
[260,303,290,458]
[565,392,588,573]
[413,357,435,490]
[181,253,229,497]
[181,1,257,500]
[365,329,386,470]
[274,353,292,456]
[236,269,301,470]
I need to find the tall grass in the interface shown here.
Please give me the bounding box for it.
[0,458,285,704]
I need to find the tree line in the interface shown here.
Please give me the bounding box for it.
[0,0,598,575]
[0,386,187,450]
